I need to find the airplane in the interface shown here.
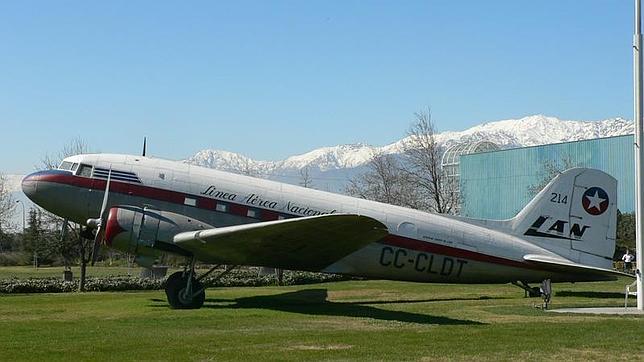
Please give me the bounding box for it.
[21,153,631,309]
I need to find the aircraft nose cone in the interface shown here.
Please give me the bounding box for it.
[21,173,40,201]
[21,170,89,224]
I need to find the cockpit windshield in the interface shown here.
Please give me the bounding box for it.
[58,161,79,172]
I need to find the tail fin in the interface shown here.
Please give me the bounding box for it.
[510,168,617,269]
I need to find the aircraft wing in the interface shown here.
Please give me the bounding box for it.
[173,214,388,270]
[523,254,633,279]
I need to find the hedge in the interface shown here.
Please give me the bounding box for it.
[0,269,354,294]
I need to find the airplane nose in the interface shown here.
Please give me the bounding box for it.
[20,169,89,224]
[21,172,39,201]
[21,170,67,208]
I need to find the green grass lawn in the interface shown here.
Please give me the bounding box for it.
[0,277,641,361]
[0,265,186,279]
[0,265,143,279]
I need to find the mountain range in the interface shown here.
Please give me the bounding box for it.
[185,114,634,191]
[3,114,635,229]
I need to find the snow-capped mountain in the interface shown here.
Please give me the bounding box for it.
[189,143,382,175]
[3,115,634,230]
[432,114,633,149]
[186,115,634,188]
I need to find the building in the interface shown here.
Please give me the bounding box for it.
[441,141,500,214]
[441,141,500,193]
[459,135,634,220]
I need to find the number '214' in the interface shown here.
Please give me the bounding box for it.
[550,193,567,204]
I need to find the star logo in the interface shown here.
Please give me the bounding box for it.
[582,187,609,216]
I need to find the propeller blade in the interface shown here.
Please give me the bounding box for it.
[90,226,104,266]
[90,167,112,266]
[99,167,112,219]
[142,137,147,157]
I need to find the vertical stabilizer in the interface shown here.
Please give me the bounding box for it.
[510,168,617,269]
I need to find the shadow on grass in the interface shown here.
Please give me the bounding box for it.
[555,291,625,299]
[147,296,499,305]
[191,289,483,325]
[149,295,500,306]
[341,295,504,305]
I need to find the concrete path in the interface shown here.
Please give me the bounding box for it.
[548,307,644,315]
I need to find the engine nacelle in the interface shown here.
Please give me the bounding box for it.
[104,206,213,258]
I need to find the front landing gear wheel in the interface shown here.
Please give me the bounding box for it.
[165,271,205,309]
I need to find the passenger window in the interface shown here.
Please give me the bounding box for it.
[247,209,259,218]
[77,164,92,177]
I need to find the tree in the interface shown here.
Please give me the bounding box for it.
[527,157,576,197]
[401,108,458,214]
[0,228,12,253]
[40,137,90,169]
[40,138,96,291]
[22,208,59,267]
[0,173,15,233]
[616,211,635,252]
[299,167,314,188]
[346,151,421,208]
[347,108,458,214]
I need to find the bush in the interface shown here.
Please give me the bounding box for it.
[0,278,77,293]
[0,277,164,293]
[0,252,30,266]
[0,269,356,294]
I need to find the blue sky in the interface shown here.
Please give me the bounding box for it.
[0,1,635,173]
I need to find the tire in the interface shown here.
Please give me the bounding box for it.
[165,271,206,309]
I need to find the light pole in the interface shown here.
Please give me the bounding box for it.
[15,200,25,233]
[634,0,643,311]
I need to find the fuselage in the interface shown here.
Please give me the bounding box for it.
[22,153,590,283]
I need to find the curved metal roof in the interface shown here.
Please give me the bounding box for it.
[441,140,500,168]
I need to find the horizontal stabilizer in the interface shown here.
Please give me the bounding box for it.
[174,214,388,270]
[523,254,632,280]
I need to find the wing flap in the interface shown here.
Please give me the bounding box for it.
[523,254,632,279]
[174,214,388,270]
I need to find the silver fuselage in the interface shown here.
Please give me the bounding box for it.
[22,154,598,283]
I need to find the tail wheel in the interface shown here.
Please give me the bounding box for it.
[165,271,205,309]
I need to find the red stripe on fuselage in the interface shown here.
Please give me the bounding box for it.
[382,235,535,270]
[35,172,535,270]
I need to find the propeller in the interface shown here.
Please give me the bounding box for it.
[86,167,112,266]
[142,137,147,157]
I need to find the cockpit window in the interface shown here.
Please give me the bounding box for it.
[58,161,74,171]
[78,164,92,177]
